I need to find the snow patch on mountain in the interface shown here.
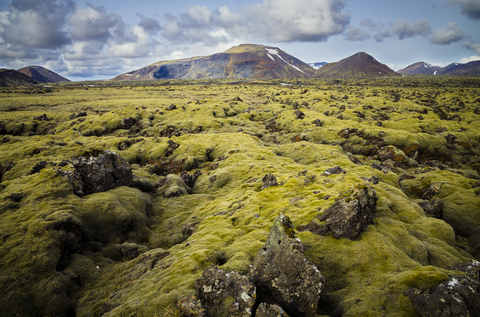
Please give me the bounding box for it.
[265,48,306,74]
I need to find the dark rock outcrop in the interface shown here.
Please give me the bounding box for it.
[323,166,346,176]
[165,140,180,157]
[250,215,325,317]
[261,174,278,190]
[58,150,133,196]
[196,264,256,317]
[0,160,14,180]
[418,198,444,218]
[122,117,137,129]
[314,184,378,240]
[255,303,289,317]
[405,260,480,317]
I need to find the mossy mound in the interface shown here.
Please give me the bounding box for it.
[0,78,479,316]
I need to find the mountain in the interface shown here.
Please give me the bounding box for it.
[397,62,442,75]
[0,68,40,87]
[308,62,327,70]
[398,60,480,76]
[17,65,70,83]
[112,44,314,81]
[311,52,399,79]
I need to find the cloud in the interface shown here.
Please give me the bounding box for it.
[345,26,370,41]
[0,0,74,50]
[67,5,119,42]
[463,41,480,55]
[430,22,465,44]
[242,0,350,42]
[138,16,161,34]
[391,19,431,40]
[460,55,480,63]
[359,18,391,42]
[449,0,480,19]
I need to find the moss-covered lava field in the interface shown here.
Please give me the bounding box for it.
[0,76,479,316]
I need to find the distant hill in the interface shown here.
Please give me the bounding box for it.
[112,44,314,81]
[311,52,399,79]
[308,62,327,70]
[0,69,40,87]
[17,65,70,83]
[398,60,480,76]
[397,62,442,75]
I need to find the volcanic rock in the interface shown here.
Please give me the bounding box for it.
[250,215,325,317]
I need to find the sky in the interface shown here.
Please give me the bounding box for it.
[0,0,479,81]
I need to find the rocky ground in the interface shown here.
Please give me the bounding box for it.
[0,77,479,316]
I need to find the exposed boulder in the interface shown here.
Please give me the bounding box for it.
[0,160,14,180]
[405,260,480,317]
[176,295,205,317]
[255,303,289,317]
[418,198,444,218]
[122,117,137,129]
[313,184,378,240]
[422,183,444,201]
[58,150,133,197]
[196,264,256,317]
[165,140,180,157]
[250,215,325,317]
[323,166,345,176]
[261,174,278,190]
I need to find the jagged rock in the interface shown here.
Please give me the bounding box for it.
[405,260,480,317]
[312,119,323,127]
[422,183,443,200]
[418,198,443,218]
[181,170,202,188]
[160,125,181,138]
[195,264,256,317]
[69,112,87,120]
[132,176,154,193]
[294,109,305,120]
[361,176,380,184]
[156,174,191,198]
[250,215,324,317]
[58,150,133,197]
[165,140,180,157]
[316,184,378,240]
[255,303,289,317]
[323,166,346,176]
[122,117,137,129]
[28,161,50,175]
[0,160,14,180]
[264,119,280,132]
[166,104,177,111]
[182,221,200,236]
[177,295,205,317]
[33,114,52,121]
[261,174,278,190]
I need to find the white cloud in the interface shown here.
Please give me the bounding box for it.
[460,55,480,63]
[242,0,350,42]
[391,19,431,40]
[430,22,465,45]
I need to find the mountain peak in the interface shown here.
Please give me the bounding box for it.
[18,65,70,83]
[311,52,398,79]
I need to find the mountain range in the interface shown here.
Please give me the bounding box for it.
[397,60,480,76]
[1,44,480,87]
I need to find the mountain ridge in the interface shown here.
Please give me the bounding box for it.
[398,60,480,76]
